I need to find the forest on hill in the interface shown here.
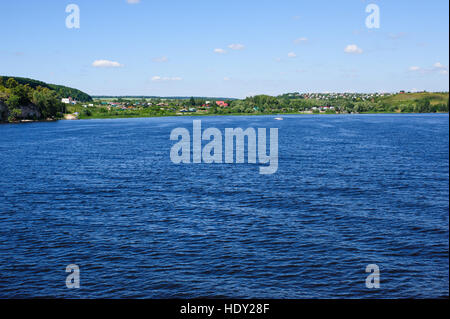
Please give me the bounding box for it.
[0,76,92,102]
[0,77,64,122]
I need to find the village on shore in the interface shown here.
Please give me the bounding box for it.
[62,90,449,120]
[1,76,448,123]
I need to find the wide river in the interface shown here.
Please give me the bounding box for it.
[0,114,448,298]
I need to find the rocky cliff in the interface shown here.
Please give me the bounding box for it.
[0,102,42,123]
[0,101,7,122]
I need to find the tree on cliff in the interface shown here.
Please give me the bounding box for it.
[7,108,22,122]
[31,87,63,118]
[0,77,63,122]
[6,78,18,89]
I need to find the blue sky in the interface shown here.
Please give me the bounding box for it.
[0,0,448,98]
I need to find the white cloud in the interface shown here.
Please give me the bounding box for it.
[287,52,296,58]
[214,48,226,54]
[151,76,182,82]
[294,37,308,44]
[434,62,449,75]
[223,77,231,81]
[409,62,448,75]
[344,44,363,54]
[153,56,168,63]
[228,44,245,50]
[126,0,141,4]
[92,59,123,68]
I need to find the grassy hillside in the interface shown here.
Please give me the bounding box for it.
[0,76,92,102]
[382,92,449,106]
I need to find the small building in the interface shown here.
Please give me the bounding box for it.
[216,101,228,107]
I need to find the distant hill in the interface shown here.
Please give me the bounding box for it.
[92,96,237,100]
[381,92,449,106]
[0,76,93,102]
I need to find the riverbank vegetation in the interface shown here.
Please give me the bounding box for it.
[1,76,448,122]
[69,91,448,120]
[0,77,64,122]
[0,76,93,123]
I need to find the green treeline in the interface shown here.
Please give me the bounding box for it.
[0,77,65,122]
[73,91,448,120]
[1,75,448,122]
[216,93,449,114]
[149,93,449,115]
[0,76,93,102]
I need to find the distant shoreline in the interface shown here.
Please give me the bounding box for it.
[1,112,448,125]
[0,118,58,125]
[65,111,449,121]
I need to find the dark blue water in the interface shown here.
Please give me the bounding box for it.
[0,114,448,298]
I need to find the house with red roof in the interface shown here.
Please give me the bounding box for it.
[216,101,228,107]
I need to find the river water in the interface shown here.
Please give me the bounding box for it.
[0,114,448,298]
